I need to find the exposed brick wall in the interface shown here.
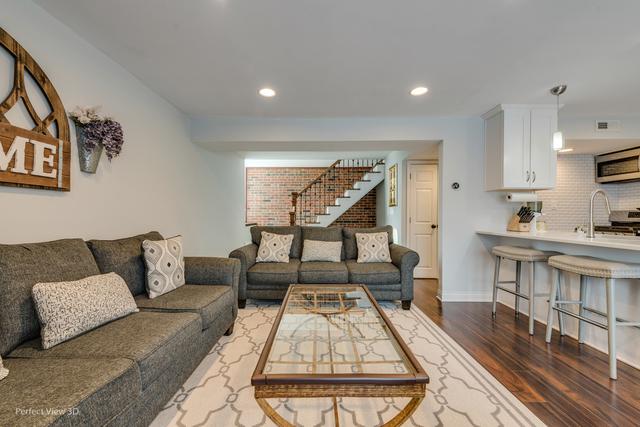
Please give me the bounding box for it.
[246,167,377,227]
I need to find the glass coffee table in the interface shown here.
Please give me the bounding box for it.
[251,284,429,427]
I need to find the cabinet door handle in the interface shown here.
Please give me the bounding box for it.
[525,171,530,182]
[532,171,536,183]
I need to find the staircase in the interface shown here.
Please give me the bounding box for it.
[289,159,385,226]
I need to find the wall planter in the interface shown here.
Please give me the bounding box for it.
[69,106,124,174]
[75,124,104,173]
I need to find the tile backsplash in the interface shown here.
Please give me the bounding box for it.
[537,154,640,231]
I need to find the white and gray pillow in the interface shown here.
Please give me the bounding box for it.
[256,232,294,263]
[32,273,139,349]
[142,236,185,299]
[356,232,392,263]
[0,355,7,381]
[301,239,342,262]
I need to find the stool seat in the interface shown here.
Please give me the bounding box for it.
[492,245,559,262]
[549,255,640,279]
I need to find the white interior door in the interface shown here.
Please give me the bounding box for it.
[407,164,438,279]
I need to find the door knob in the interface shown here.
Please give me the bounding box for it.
[431,224,438,229]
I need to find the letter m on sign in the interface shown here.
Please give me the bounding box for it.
[0,124,70,191]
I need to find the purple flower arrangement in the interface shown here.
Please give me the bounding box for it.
[69,106,124,160]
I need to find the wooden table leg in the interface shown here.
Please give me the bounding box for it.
[255,397,294,427]
[381,397,423,427]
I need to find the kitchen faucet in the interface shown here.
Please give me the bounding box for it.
[587,189,611,238]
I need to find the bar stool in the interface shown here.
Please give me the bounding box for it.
[545,255,640,379]
[492,245,562,335]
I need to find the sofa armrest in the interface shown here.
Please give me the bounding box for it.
[184,257,240,317]
[389,244,420,301]
[228,243,258,301]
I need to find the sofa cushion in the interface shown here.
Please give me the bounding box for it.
[0,357,139,427]
[346,260,401,285]
[343,226,393,260]
[10,311,201,390]
[250,226,302,259]
[0,239,100,357]
[302,226,344,259]
[248,259,300,286]
[135,285,234,330]
[87,231,164,296]
[299,262,348,284]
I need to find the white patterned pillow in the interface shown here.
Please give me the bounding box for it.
[32,273,139,349]
[356,232,392,263]
[301,239,342,262]
[142,236,185,299]
[0,356,7,381]
[256,232,294,263]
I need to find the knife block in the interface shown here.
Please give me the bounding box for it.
[507,214,531,232]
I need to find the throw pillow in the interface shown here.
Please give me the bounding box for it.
[256,232,294,263]
[301,239,342,262]
[32,273,139,349]
[0,355,7,381]
[355,232,392,263]
[142,236,185,299]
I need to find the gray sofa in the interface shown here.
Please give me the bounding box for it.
[229,225,419,309]
[0,232,239,427]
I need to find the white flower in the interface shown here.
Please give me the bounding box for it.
[78,116,91,124]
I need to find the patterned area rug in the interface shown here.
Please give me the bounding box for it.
[151,302,545,427]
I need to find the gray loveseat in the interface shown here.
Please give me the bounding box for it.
[0,231,239,427]
[230,225,419,309]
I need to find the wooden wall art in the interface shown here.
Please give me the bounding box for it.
[0,27,70,191]
[388,164,398,207]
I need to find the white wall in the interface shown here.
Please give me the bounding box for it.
[191,116,514,301]
[0,0,245,255]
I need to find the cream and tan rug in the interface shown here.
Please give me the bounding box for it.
[151,302,545,427]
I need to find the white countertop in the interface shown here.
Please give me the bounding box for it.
[476,230,640,252]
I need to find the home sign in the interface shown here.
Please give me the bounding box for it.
[0,27,70,191]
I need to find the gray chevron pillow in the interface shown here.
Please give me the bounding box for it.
[355,232,392,263]
[142,236,185,298]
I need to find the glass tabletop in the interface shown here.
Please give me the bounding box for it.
[259,285,419,378]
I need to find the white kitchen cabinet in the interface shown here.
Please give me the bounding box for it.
[483,104,557,191]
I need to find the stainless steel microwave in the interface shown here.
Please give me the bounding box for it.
[595,147,640,183]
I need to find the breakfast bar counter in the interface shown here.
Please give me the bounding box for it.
[476,230,640,252]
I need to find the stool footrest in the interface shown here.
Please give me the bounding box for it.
[552,306,608,329]
[583,306,640,330]
[495,285,529,300]
[497,280,517,285]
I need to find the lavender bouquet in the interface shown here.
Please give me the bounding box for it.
[69,106,124,160]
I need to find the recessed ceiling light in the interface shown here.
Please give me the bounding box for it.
[410,86,428,96]
[558,148,574,153]
[259,87,276,98]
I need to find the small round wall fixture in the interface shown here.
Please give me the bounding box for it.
[451,182,460,190]
[410,86,428,96]
[259,87,276,98]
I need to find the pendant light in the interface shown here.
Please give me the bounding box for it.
[550,85,567,151]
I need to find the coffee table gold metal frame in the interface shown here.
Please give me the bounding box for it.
[251,284,429,427]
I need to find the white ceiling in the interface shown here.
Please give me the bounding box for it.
[35,0,640,118]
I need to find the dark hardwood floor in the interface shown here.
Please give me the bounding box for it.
[412,278,640,427]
